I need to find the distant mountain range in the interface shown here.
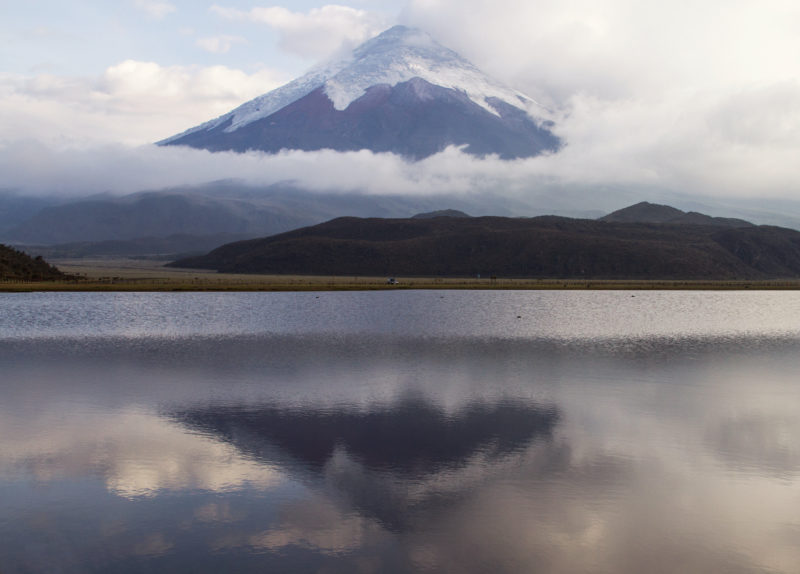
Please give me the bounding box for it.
[7,188,313,245]
[7,189,800,270]
[170,205,800,280]
[159,26,559,160]
[1,184,562,258]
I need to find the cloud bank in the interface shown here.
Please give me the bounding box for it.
[3,131,800,205]
[3,0,800,206]
[397,0,800,200]
[402,0,800,104]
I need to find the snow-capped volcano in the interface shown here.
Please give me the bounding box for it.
[160,26,560,160]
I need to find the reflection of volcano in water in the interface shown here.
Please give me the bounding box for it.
[171,397,560,531]
[172,397,559,476]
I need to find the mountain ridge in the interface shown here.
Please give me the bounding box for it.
[169,210,800,280]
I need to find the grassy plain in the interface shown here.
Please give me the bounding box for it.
[2,258,800,292]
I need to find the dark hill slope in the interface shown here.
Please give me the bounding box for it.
[0,245,63,280]
[412,209,471,219]
[169,216,800,280]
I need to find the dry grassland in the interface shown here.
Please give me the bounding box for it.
[2,258,800,291]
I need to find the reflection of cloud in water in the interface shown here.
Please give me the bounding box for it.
[408,474,769,574]
[162,376,800,572]
[213,494,389,557]
[194,501,243,523]
[132,533,174,558]
[5,326,800,572]
[0,409,284,498]
[706,413,800,475]
[206,444,792,574]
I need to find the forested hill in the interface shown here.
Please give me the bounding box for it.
[169,214,800,280]
[0,245,64,280]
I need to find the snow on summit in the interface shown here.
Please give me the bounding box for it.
[320,26,540,116]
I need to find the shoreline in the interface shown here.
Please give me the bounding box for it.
[3,258,800,292]
[4,277,800,292]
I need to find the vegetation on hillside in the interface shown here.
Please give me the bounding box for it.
[0,244,64,281]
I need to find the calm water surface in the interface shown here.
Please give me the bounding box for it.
[2,291,800,573]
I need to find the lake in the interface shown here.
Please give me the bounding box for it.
[2,290,800,573]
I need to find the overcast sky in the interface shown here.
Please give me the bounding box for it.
[3,0,800,202]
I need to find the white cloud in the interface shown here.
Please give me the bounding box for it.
[210,4,390,58]
[134,0,177,20]
[387,0,800,202]
[0,62,285,146]
[402,0,800,104]
[196,35,247,54]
